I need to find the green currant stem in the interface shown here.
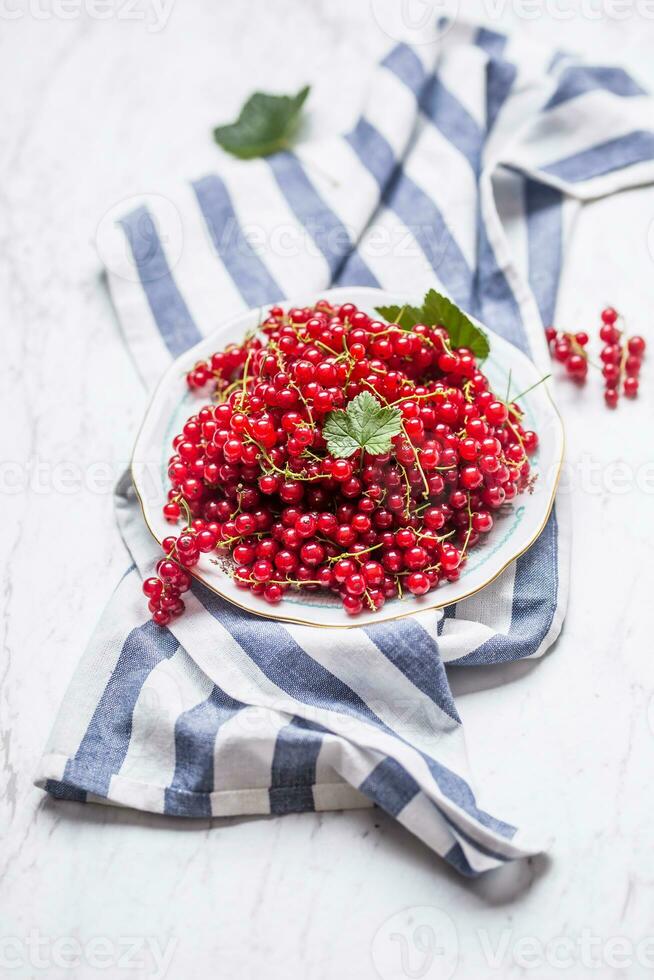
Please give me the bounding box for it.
[509,373,552,404]
[327,541,384,563]
[171,494,193,530]
[461,494,474,557]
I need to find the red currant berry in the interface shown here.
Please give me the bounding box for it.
[485,401,508,425]
[600,344,621,365]
[252,559,274,582]
[163,501,181,522]
[157,560,179,582]
[599,324,620,345]
[142,577,163,599]
[602,363,620,385]
[264,583,284,604]
[406,571,430,596]
[623,377,639,398]
[342,594,363,616]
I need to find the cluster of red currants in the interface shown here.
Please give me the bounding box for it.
[598,307,645,408]
[142,561,191,626]
[544,327,590,381]
[143,300,539,624]
[546,307,646,408]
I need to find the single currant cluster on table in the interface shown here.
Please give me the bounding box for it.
[143,297,540,626]
[546,306,646,407]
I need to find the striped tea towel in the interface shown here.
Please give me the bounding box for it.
[37,22,654,876]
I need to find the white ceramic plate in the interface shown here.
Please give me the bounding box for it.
[132,287,564,628]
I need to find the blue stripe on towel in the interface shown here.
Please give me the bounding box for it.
[364,620,461,724]
[525,178,563,328]
[267,152,378,285]
[484,56,517,133]
[63,622,179,797]
[545,65,646,110]
[472,218,527,353]
[345,117,396,192]
[359,757,420,816]
[542,130,654,182]
[384,169,473,307]
[450,509,559,666]
[475,26,509,57]
[164,685,244,817]
[269,717,324,814]
[45,779,87,803]
[435,802,513,861]
[381,44,427,96]
[444,842,481,877]
[419,74,483,171]
[193,173,283,306]
[120,206,201,355]
[335,249,384,288]
[438,606,457,634]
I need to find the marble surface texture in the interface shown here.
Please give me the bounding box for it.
[2,1,654,978]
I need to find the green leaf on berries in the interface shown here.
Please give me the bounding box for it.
[323,391,403,459]
[375,288,490,359]
[374,303,422,331]
[213,86,310,160]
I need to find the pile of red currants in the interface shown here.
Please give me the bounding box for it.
[143,300,539,624]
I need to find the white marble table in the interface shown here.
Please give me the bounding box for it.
[2,2,654,978]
